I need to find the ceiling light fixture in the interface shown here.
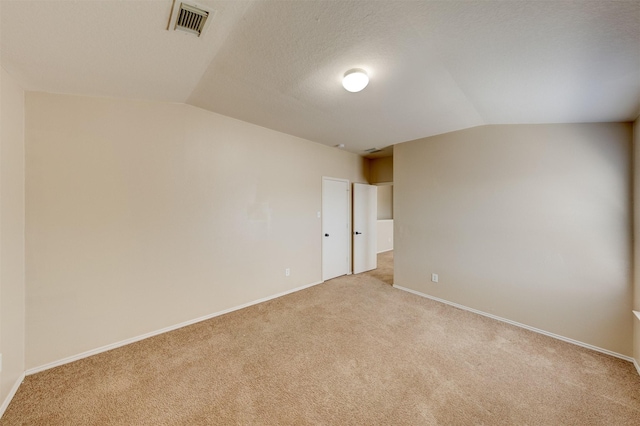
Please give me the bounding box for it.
[342,69,369,92]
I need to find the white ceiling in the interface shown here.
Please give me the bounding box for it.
[2,0,639,157]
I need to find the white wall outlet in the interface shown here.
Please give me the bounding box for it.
[285,268,290,277]
[317,211,321,218]
[431,273,439,283]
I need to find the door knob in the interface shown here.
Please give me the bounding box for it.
[355,231,362,235]
[325,233,329,237]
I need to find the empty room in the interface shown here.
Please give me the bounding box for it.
[1,0,639,424]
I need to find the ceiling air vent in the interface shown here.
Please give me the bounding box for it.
[168,2,214,37]
[364,148,383,154]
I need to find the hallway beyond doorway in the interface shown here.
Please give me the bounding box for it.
[363,251,393,285]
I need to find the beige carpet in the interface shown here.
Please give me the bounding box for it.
[366,250,393,286]
[3,251,640,425]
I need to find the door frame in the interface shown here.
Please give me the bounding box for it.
[321,176,352,281]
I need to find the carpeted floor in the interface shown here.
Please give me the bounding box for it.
[366,250,393,286]
[3,250,639,425]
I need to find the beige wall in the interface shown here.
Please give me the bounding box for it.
[633,117,640,365]
[377,184,393,220]
[0,67,26,406]
[377,220,393,253]
[369,156,393,184]
[25,92,368,369]
[395,123,633,356]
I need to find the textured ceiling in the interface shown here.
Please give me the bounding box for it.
[2,0,639,157]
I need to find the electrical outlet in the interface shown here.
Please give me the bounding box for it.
[285,268,290,277]
[431,273,439,283]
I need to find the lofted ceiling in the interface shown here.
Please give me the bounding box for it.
[1,0,639,158]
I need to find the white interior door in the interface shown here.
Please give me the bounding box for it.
[353,183,377,274]
[322,177,350,281]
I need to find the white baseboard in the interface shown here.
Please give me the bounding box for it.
[634,359,640,376]
[26,280,324,376]
[0,372,25,419]
[377,248,393,254]
[393,284,634,363]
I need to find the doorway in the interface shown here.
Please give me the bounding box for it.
[321,178,394,285]
[366,183,394,285]
[363,251,394,285]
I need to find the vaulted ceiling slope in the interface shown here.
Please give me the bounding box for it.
[2,0,639,156]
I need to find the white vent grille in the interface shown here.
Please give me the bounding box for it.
[168,2,213,37]
[364,148,382,154]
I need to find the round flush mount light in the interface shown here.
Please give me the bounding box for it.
[342,69,369,92]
